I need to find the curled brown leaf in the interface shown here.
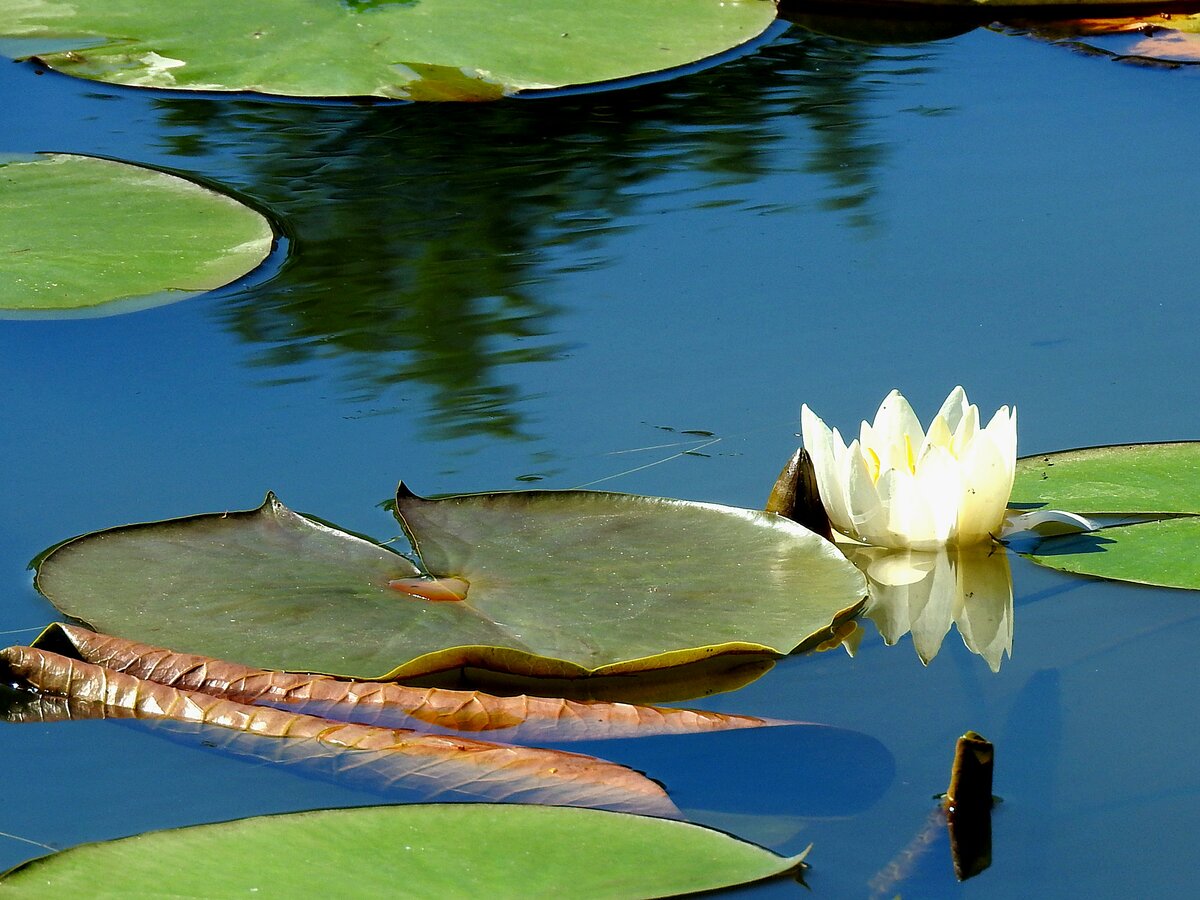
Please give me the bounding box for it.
[0,643,678,816]
[40,624,789,742]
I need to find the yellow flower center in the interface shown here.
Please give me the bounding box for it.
[866,447,881,483]
[866,435,917,485]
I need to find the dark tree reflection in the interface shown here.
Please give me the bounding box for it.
[154,27,936,441]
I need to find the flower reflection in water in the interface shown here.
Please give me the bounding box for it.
[842,544,1014,672]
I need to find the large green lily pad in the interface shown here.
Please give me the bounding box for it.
[1012,443,1200,514]
[34,490,866,679]
[0,0,779,100]
[1027,517,1200,590]
[1012,443,1200,590]
[0,804,808,897]
[0,153,272,316]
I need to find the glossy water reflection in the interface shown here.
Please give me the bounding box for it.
[147,29,907,439]
[846,544,1014,671]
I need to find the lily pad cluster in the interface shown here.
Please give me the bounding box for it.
[0,1,784,317]
[7,481,879,893]
[5,1,1199,891]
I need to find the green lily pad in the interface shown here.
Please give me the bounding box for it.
[1012,443,1200,590]
[34,490,866,680]
[1012,442,1200,515]
[0,804,808,896]
[0,0,779,100]
[0,153,272,316]
[1027,517,1200,590]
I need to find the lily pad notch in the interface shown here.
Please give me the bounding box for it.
[1011,442,1200,590]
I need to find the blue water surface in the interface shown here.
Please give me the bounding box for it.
[2,15,1200,898]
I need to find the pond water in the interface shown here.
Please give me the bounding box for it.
[3,11,1200,898]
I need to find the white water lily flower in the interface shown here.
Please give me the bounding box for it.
[801,387,1017,550]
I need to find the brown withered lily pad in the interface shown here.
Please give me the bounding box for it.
[0,638,677,816]
[1002,11,1200,66]
[28,623,791,743]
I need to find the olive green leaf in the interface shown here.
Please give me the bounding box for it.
[34,490,865,680]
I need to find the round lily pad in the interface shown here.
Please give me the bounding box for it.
[1012,443,1200,590]
[0,153,273,316]
[1012,442,1200,515]
[0,804,808,897]
[1027,517,1200,590]
[33,490,866,680]
[1,0,779,100]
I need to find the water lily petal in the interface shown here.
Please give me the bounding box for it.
[919,412,953,458]
[881,468,938,549]
[935,386,969,435]
[870,390,924,473]
[950,402,979,460]
[831,426,860,535]
[983,405,1018,468]
[912,445,961,548]
[954,433,1013,545]
[846,439,889,544]
[1001,508,1100,539]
